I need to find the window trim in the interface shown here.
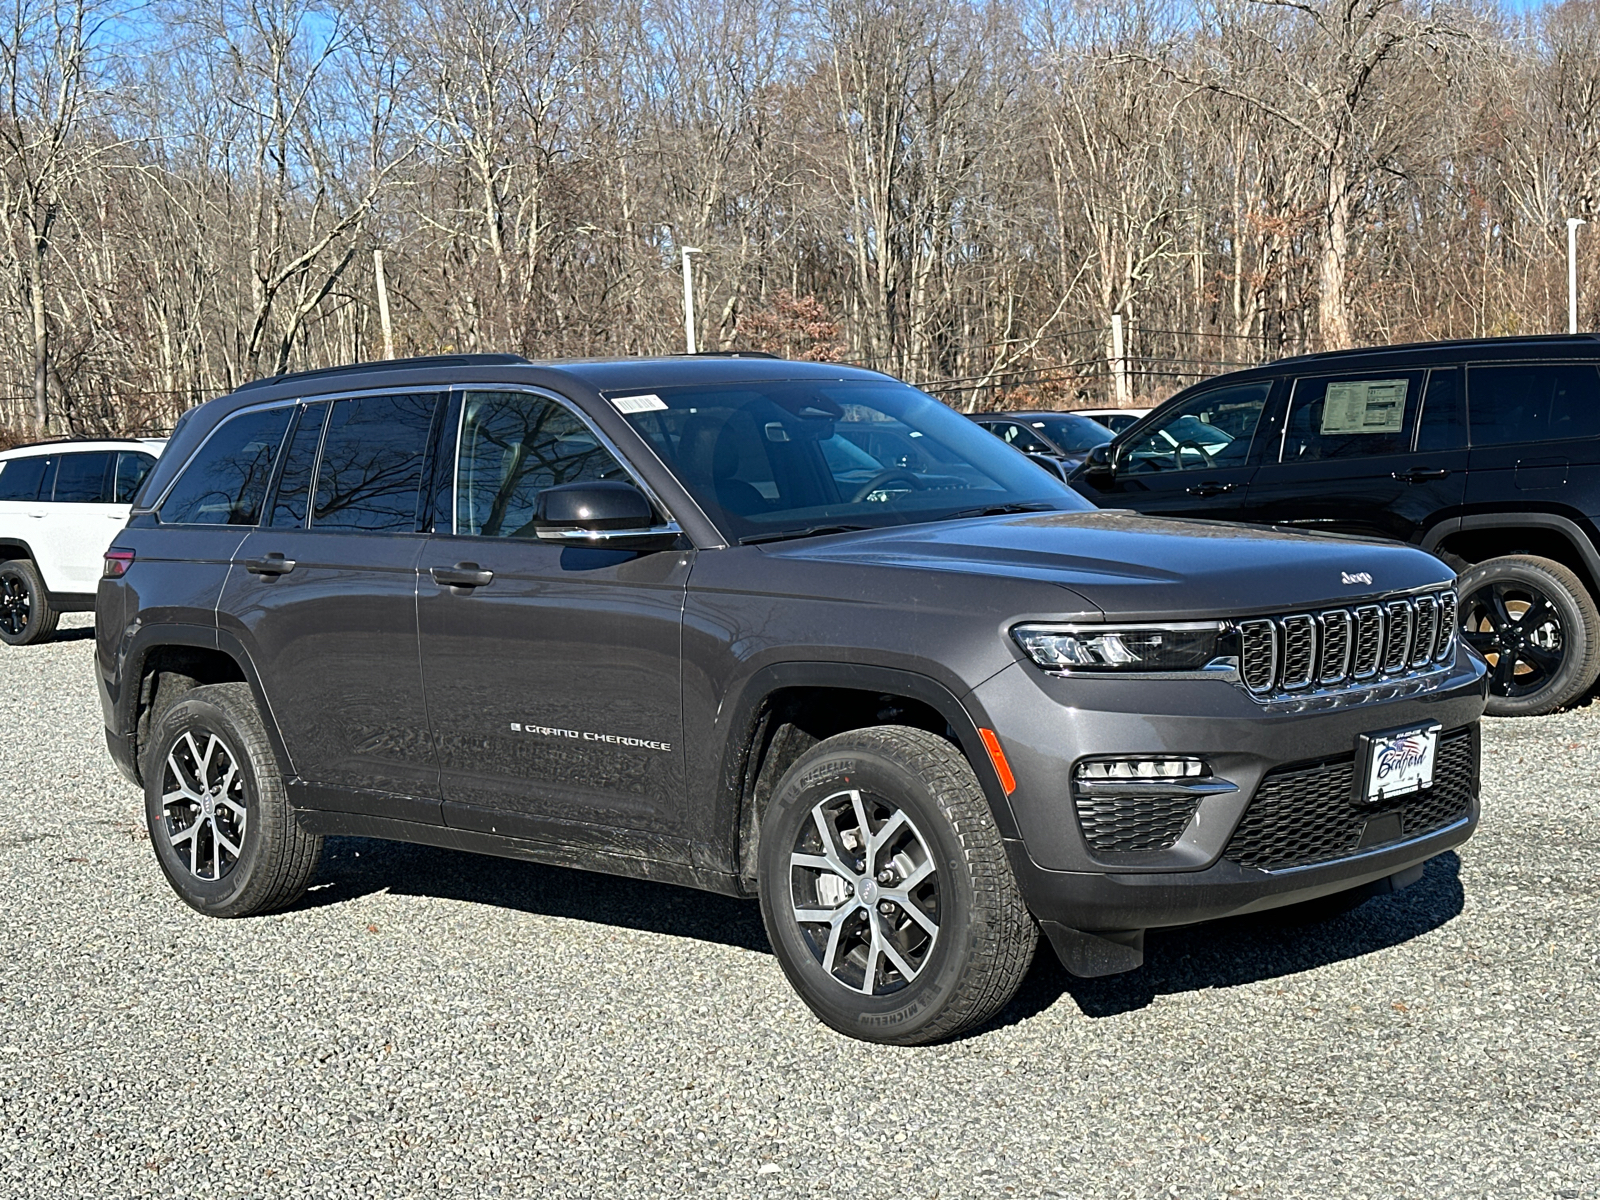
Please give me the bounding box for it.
[446,384,677,539]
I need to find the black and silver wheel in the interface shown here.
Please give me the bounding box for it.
[1458,555,1600,717]
[144,681,322,917]
[757,725,1036,1045]
[0,558,58,646]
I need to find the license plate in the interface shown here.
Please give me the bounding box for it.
[1358,723,1440,803]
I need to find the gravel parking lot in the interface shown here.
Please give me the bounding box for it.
[1,616,1595,1199]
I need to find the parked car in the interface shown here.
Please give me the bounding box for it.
[99,354,1483,1044]
[1065,406,1151,435]
[969,411,1116,477]
[0,437,164,644]
[1070,333,1600,716]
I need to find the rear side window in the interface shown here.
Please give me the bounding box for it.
[312,394,438,533]
[159,407,293,525]
[52,451,114,502]
[114,451,156,503]
[987,421,1051,454]
[268,402,329,528]
[455,391,630,537]
[1469,363,1600,446]
[0,455,51,501]
[1281,373,1423,461]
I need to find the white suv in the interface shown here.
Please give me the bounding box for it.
[0,439,165,644]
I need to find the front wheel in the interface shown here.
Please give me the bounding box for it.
[0,558,58,646]
[757,725,1036,1045]
[1457,555,1600,717]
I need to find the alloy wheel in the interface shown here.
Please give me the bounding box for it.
[0,574,30,637]
[788,788,940,995]
[1461,580,1565,698]
[161,731,248,881]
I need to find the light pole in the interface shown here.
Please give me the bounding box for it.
[1568,217,1586,335]
[680,247,703,354]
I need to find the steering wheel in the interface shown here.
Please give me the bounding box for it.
[850,469,924,504]
[1175,439,1216,469]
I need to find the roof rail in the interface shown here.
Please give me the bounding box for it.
[1268,332,1600,368]
[673,350,783,359]
[233,353,532,394]
[1,435,155,452]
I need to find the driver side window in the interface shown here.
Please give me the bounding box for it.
[455,391,634,537]
[1119,381,1272,475]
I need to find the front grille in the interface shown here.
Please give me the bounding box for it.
[1224,728,1476,871]
[1238,589,1456,702]
[1075,792,1201,854]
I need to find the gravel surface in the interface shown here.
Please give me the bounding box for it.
[1,616,1595,1199]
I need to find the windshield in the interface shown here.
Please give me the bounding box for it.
[1031,415,1115,453]
[611,379,1090,541]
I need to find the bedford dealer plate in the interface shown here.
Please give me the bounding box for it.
[1357,722,1441,804]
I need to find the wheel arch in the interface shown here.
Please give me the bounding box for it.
[1433,513,1600,599]
[120,624,293,788]
[0,538,35,565]
[713,663,1019,893]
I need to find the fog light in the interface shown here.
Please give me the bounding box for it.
[1075,757,1207,783]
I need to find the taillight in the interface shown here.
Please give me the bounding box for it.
[103,548,135,578]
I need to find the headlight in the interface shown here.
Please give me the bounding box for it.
[1012,622,1231,672]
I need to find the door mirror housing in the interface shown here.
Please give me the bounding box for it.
[1083,441,1114,475]
[534,482,681,547]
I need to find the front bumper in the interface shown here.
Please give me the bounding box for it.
[970,649,1486,969]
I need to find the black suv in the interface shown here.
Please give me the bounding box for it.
[98,354,1485,1044]
[1072,334,1600,716]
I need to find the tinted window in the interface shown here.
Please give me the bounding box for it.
[987,421,1052,454]
[0,455,50,501]
[1281,373,1422,461]
[114,451,156,503]
[1416,368,1466,452]
[269,403,329,529]
[159,408,293,525]
[1121,382,1271,474]
[456,392,631,537]
[52,451,114,502]
[1033,415,1114,452]
[617,379,1084,541]
[1469,363,1600,447]
[312,394,438,533]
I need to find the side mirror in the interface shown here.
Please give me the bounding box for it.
[1083,441,1114,474]
[535,482,680,548]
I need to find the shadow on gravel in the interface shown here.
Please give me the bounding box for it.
[988,851,1467,1025]
[293,836,773,954]
[43,626,95,644]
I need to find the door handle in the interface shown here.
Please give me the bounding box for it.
[1185,482,1238,497]
[1393,467,1449,483]
[431,562,494,589]
[26,511,45,518]
[244,552,296,576]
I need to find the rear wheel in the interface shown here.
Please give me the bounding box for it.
[1458,555,1600,717]
[757,726,1036,1045]
[144,681,322,917]
[0,559,58,646]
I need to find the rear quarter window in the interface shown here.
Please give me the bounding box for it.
[0,455,51,501]
[1468,363,1600,446]
[158,407,293,525]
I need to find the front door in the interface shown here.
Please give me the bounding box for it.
[218,392,444,819]
[1079,379,1276,521]
[1243,366,1468,544]
[416,388,691,855]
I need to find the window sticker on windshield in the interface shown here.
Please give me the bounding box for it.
[1320,379,1408,434]
[612,394,667,414]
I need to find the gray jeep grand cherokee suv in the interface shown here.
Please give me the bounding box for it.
[97,354,1486,1044]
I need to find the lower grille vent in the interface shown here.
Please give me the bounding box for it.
[1075,793,1201,854]
[1223,728,1475,871]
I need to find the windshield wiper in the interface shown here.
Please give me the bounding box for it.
[740,524,871,546]
[933,502,1061,523]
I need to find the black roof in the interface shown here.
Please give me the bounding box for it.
[1266,332,1600,370]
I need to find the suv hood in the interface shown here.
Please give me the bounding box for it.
[765,510,1453,620]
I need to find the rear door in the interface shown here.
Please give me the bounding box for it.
[1464,362,1600,520]
[40,450,121,594]
[1242,366,1468,544]
[417,387,691,855]
[1077,379,1275,520]
[0,452,56,566]
[218,392,444,818]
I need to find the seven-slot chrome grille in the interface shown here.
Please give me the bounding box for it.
[1236,589,1457,701]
